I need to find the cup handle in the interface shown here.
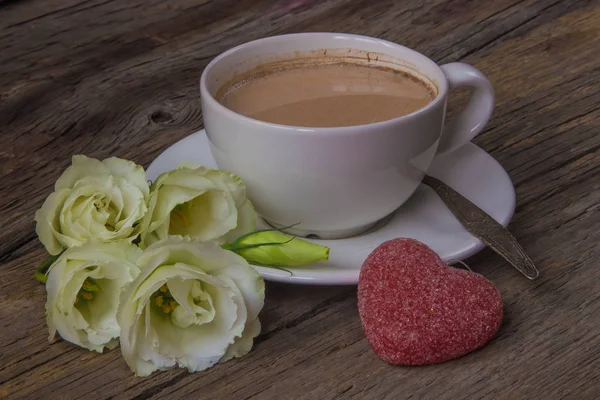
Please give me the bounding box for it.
[437,62,495,154]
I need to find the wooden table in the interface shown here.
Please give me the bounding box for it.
[1,0,599,398]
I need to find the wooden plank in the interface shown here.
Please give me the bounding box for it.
[0,0,599,398]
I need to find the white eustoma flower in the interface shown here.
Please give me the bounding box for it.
[45,241,141,352]
[140,165,255,248]
[118,236,265,376]
[35,155,149,255]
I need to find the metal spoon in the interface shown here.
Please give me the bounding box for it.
[422,175,539,280]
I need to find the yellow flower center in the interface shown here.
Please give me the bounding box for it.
[76,277,100,303]
[153,283,179,314]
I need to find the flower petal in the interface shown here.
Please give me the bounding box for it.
[170,190,237,242]
[34,189,71,255]
[55,155,109,190]
[221,318,262,362]
[224,199,256,244]
[102,157,150,199]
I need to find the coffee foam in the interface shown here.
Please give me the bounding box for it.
[215,48,439,99]
[217,59,436,127]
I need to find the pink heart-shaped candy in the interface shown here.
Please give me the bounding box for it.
[358,238,503,365]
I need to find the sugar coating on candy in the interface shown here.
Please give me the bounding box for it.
[358,238,503,365]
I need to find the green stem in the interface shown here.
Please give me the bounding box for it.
[250,263,294,276]
[35,254,60,284]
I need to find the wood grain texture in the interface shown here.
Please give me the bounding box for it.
[1,0,599,398]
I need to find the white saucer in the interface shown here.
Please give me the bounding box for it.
[147,130,515,285]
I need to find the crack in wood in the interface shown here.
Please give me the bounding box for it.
[0,347,79,385]
[129,372,189,400]
[0,233,37,263]
[255,289,355,346]
[5,0,94,28]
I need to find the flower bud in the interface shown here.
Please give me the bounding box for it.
[226,230,329,267]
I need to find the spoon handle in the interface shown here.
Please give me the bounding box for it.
[422,175,539,280]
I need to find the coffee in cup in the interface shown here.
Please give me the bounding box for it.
[216,61,436,127]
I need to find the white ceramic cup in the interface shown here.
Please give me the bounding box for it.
[200,33,494,239]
